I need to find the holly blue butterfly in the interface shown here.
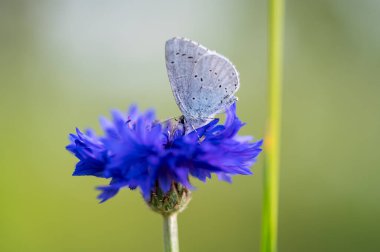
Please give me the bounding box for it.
[165,37,240,133]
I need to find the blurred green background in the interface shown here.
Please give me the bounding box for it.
[1,0,379,251]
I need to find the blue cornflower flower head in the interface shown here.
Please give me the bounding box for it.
[66,103,262,213]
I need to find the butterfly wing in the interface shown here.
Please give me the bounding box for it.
[185,53,240,128]
[165,37,208,117]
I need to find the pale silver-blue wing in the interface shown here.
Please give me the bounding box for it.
[186,53,239,122]
[165,37,208,117]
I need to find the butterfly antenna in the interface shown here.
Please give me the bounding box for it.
[159,115,181,124]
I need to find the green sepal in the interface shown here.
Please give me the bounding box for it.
[147,183,191,216]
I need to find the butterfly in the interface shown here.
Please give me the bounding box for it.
[165,37,240,133]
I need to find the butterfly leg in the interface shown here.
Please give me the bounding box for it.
[189,123,202,140]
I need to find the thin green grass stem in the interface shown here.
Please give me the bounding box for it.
[262,0,284,252]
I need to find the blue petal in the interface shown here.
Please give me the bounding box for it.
[96,185,120,203]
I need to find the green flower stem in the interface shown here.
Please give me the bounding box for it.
[262,0,284,252]
[163,214,179,252]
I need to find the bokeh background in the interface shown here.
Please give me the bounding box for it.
[1,0,379,251]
